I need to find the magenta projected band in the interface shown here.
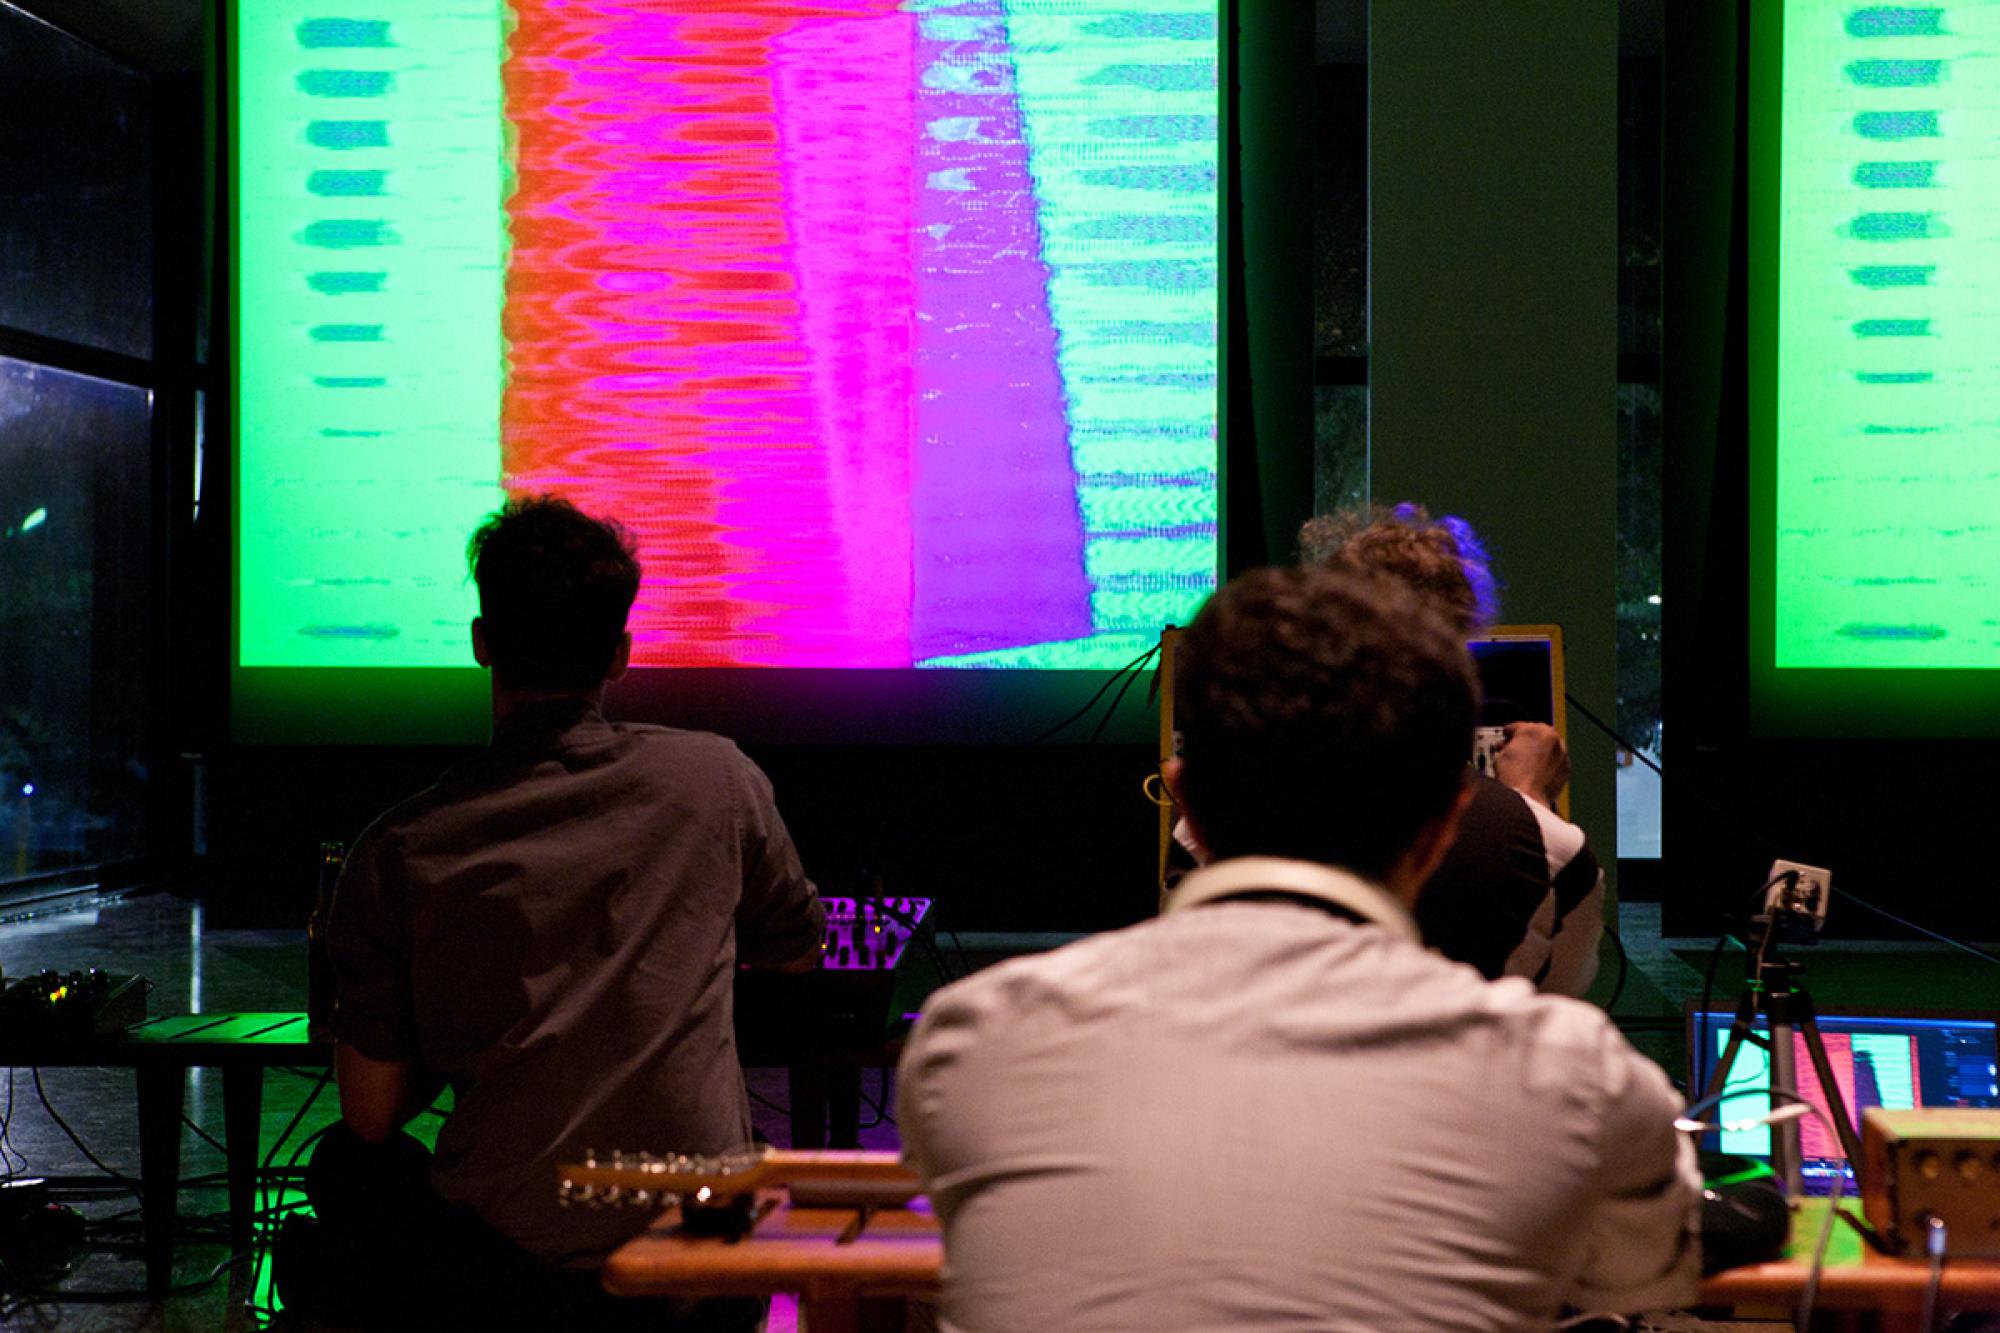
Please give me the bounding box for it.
[236,2,1220,675]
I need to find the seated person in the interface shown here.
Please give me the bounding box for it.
[1300,503,1605,995]
[314,496,824,1329]
[899,565,1698,1330]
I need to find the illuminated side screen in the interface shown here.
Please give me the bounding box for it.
[235,1,1219,684]
[1768,2,2000,671]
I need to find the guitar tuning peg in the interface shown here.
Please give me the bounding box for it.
[632,1190,653,1208]
[583,1149,598,1168]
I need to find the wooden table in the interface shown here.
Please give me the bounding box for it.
[1,1011,325,1292]
[1699,1199,2000,1331]
[608,1195,2000,1332]
[603,1197,941,1333]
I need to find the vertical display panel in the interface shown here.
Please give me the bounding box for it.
[233,1,1220,737]
[1755,0,2000,731]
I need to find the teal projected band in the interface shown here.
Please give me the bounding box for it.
[234,3,506,669]
[1775,1,2000,668]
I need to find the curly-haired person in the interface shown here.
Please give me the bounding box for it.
[1297,502,1605,996]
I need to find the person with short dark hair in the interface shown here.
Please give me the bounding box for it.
[466,492,645,695]
[311,495,823,1330]
[1300,502,1607,995]
[898,565,1697,1330]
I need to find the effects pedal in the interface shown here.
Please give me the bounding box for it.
[819,897,931,971]
[0,970,148,1041]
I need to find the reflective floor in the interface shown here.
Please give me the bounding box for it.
[0,889,892,1330]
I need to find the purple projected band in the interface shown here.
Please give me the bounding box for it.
[912,4,1094,661]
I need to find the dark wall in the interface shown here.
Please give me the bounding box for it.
[205,741,1161,934]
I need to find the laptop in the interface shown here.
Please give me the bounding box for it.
[1685,1004,2000,1193]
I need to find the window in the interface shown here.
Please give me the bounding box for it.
[0,6,157,884]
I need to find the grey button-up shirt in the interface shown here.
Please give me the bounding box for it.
[899,857,1699,1331]
[330,699,822,1263]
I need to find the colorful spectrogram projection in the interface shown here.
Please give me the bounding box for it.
[1773,1,2000,666]
[235,1,1219,671]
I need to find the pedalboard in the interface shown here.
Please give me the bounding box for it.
[1862,1107,2000,1257]
[0,970,148,1041]
[819,897,931,971]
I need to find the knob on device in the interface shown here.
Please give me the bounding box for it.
[1863,1108,2000,1257]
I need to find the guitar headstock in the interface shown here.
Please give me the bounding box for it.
[556,1147,917,1210]
[558,1146,776,1210]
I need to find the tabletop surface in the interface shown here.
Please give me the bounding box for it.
[602,1197,940,1300]
[606,1194,2000,1313]
[1699,1199,2000,1310]
[0,1010,324,1064]
[123,1011,316,1046]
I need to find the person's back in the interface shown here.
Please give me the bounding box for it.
[322,496,823,1328]
[338,701,821,1262]
[903,879,1687,1331]
[898,566,1696,1331]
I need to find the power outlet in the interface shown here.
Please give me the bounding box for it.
[1764,859,1832,930]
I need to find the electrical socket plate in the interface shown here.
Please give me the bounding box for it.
[1764,859,1833,930]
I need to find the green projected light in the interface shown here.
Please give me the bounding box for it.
[234,2,507,671]
[1754,1,2000,732]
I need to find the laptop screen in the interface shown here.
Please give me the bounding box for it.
[1687,1008,2000,1192]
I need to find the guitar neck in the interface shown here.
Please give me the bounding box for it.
[560,1147,915,1198]
[758,1150,910,1181]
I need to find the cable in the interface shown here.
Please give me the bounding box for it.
[1832,887,2000,969]
[0,1068,25,1182]
[1562,686,2000,972]
[1088,646,1154,743]
[1675,1086,1846,1333]
[262,1066,331,1171]
[1029,644,1158,745]
[941,926,973,979]
[28,1072,136,1193]
[857,1068,896,1130]
[1692,932,1741,1095]
[1920,1213,1947,1333]
[1692,870,1810,1093]
[179,1113,227,1159]
[1561,690,1663,777]
[873,900,958,985]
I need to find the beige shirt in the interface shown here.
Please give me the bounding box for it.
[899,857,1699,1332]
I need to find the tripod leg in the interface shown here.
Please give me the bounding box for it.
[1796,1011,1865,1166]
[1769,1020,1801,1194]
[1703,991,1763,1104]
